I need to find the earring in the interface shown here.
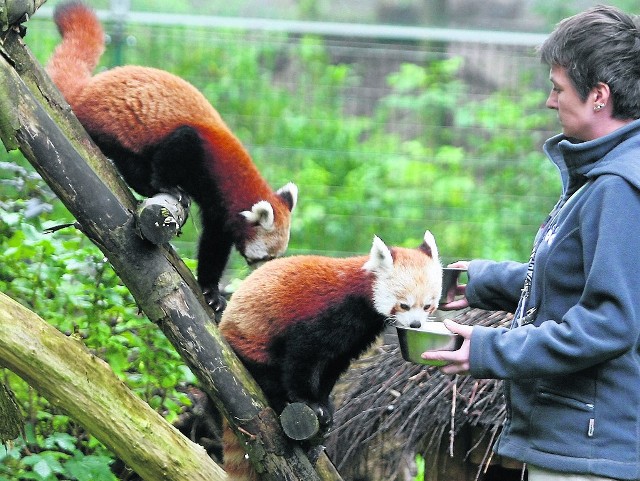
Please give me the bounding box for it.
[594,103,605,111]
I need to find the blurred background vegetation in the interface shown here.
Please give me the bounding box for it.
[1,0,636,479]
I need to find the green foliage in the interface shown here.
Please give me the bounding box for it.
[413,454,425,481]
[0,207,195,405]
[453,89,559,259]
[0,432,116,481]
[0,190,193,475]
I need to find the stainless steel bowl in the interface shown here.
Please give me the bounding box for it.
[440,267,467,303]
[397,322,463,366]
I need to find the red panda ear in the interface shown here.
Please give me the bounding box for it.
[418,230,439,259]
[276,182,298,212]
[363,235,393,273]
[240,201,275,230]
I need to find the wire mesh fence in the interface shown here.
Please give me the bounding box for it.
[13,9,562,277]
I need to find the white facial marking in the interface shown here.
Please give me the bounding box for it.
[241,219,291,264]
[243,237,269,262]
[364,230,443,328]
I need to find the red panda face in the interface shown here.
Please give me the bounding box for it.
[363,230,442,328]
[239,183,297,266]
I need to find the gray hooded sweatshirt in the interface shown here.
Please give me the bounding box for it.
[465,119,640,479]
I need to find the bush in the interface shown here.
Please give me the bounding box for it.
[0,174,194,478]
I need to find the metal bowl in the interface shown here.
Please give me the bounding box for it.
[397,322,463,366]
[440,267,467,303]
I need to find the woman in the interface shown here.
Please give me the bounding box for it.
[423,6,640,481]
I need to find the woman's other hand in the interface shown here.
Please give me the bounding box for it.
[420,320,472,375]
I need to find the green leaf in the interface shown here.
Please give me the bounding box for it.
[32,459,54,479]
[64,453,116,481]
[43,432,76,452]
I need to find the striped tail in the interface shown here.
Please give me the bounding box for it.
[223,419,260,481]
[46,1,105,105]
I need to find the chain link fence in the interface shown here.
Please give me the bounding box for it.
[14,8,561,272]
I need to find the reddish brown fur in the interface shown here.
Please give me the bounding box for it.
[69,66,223,149]
[218,236,441,480]
[218,254,375,481]
[50,52,284,217]
[47,1,104,102]
[196,124,287,224]
[219,255,373,364]
[222,420,258,481]
[46,2,297,310]
[45,2,292,220]
[217,232,441,480]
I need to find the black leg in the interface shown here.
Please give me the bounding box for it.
[197,220,233,311]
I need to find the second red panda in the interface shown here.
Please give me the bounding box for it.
[219,230,442,480]
[46,2,298,310]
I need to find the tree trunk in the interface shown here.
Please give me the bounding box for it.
[0,0,48,32]
[0,12,339,481]
[0,381,22,444]
[0,292,226,481]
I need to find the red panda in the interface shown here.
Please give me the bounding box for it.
[218,230,442,480]
[45,2,298,310]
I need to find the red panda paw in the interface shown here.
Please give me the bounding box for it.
[307,402,333,431]
[202,286,227,313]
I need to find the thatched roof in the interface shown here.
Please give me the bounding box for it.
[326,309,512,478]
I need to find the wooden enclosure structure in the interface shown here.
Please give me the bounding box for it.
[326,309,527,481]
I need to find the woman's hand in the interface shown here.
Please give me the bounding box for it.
[439,261,470,311]
[439,286,469,310]
[421,319,472,375]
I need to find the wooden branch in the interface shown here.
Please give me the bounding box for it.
[0,0,48,32]
[0,292,225,481]
[136,193,189,245]
[0,24,338,481]
[280,403,321,441]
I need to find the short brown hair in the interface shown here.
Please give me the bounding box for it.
[538,5,640,120]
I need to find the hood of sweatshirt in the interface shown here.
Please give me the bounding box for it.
[543,118,640,193]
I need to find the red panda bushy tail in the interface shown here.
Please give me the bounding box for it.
[46,2,105,106]
[222,420,260,481]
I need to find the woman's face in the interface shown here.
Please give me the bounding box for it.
[545,65,596,141]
